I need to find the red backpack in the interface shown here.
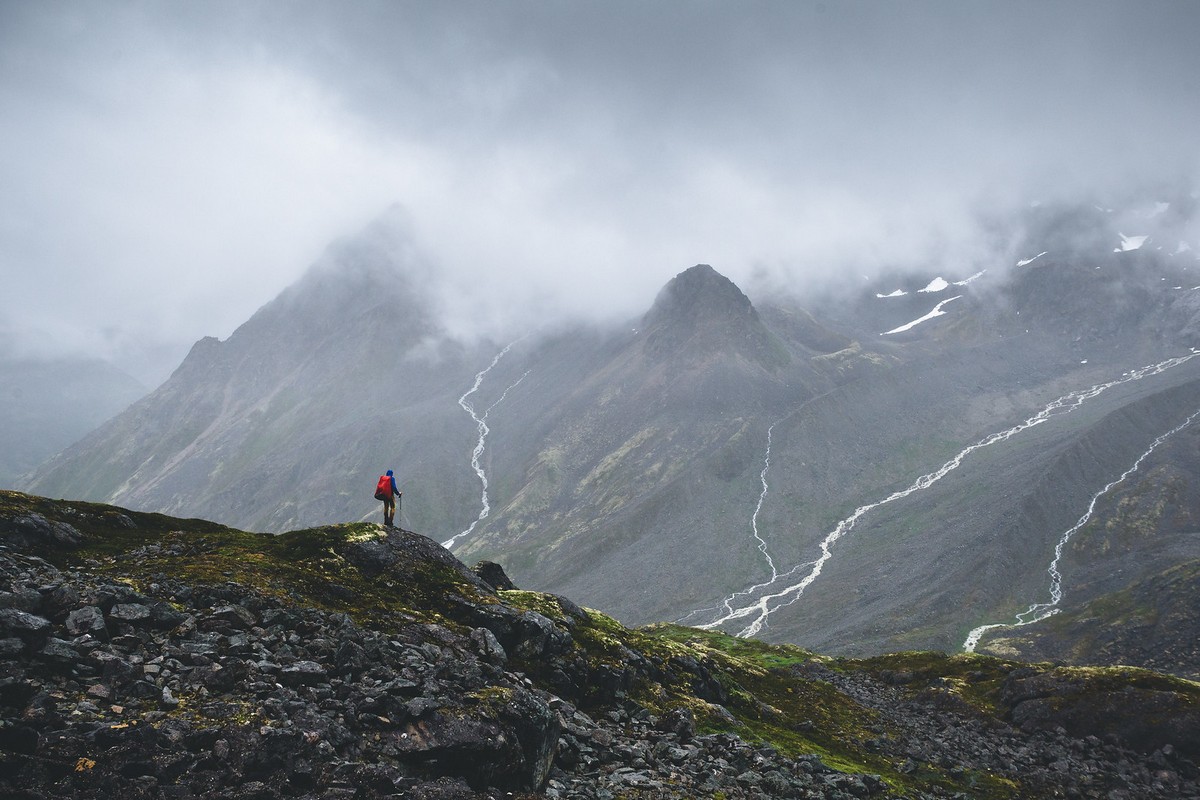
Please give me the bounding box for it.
[374,474,391,501]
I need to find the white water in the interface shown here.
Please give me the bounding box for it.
[687,424,785,624]
[963,405,1200,652]
[695,352,1200,638]
[750,424,780,579]
[443,342,528,549]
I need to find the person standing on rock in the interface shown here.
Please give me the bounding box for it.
[375,469,402,528]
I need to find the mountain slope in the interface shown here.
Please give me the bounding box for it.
[3,489,1199,799]
[977,559,1200,680]
[21,200,1200,681]
[25,212,485,532]
[448,265,854,625]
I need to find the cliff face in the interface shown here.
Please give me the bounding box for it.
[2,490,1199,800]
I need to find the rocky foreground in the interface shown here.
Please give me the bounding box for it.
[2,490,1199,799]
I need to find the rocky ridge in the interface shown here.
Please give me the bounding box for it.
[3,490,1200,799]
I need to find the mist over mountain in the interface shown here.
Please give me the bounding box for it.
[23,195,1200,680]
[0,356,145,487]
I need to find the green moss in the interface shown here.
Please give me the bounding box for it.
[0,491,489,632]
[499,589,573,622]
[547,620,1003,795]
[840,650,1019,716]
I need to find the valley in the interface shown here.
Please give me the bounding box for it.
[18,200,1200,681]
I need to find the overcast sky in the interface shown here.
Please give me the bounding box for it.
[2,1,1198,383]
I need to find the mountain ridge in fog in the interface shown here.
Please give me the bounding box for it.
[21,199,1200,680]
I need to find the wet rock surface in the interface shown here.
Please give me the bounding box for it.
[2,495,1199,799]
[0,546,560,798]
[800,661,1200,800]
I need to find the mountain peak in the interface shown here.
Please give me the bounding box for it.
[644,264,756,327]
[640,264,781,367]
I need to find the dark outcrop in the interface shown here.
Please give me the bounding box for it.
[641,263,786,369]
[471,560,517,591]
[2,490,1199,799]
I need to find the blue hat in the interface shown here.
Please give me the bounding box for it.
[386,469,394,476]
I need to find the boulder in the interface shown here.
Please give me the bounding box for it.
[655,706,696,742]
[391,686,558,791]
[108,603,152,624]
[206,603,258,630]
[471,561,516,591]
[280,660,328,687]
[66,605,107,636]
[0,512,82,549]
[1001,669,1200,759]
[0,608,51,639]
[469,627,507,665]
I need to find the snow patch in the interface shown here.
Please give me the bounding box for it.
[1115,233,1148,252]
[881,296,962,335]
[918,277,950,293]
[1016,252,1048,267]
[875,289,907,298]
[953,270,986,286]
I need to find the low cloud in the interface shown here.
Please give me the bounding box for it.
[2,1,1198,382]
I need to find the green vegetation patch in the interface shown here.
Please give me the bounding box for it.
[1,491,481,632]
[840,650,1019,716]
[93,523,461,630]
[489,603,1001,792]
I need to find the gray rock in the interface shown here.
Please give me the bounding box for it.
[280,660,328,686]
[208,603,257,630]
[38,637,78,663]
[66,605,107,636]
[472,560,517,591]
[656,706,696,741]
[109,603,152,623]
[0,512,82,548]
[0,588,42,612]
[470,626,507,664]
[512,610,570,659]
[0,607,51,637]
[149,602,188,629]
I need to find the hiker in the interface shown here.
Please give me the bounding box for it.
[375,469,402,527]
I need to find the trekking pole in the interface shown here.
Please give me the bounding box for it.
[398,493,403,531]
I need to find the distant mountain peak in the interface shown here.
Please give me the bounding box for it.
[641,265,781,366]
[644,264,756,327]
